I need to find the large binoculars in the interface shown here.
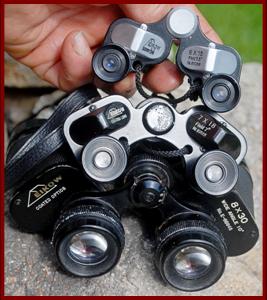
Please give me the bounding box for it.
[6,89,258,292]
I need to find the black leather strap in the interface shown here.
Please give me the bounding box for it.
[5,84,100,192]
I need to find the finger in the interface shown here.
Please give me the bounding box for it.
[142,60,183,93]
[20,5,122,69]
[59,31,93,91]
[43,31,93,91]
[94,73,136,97]
[119,4,171,23]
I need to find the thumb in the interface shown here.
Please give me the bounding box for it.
[58,31,93,91]
[118,4,171,23]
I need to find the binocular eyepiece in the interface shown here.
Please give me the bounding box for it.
[93,44,130,83]
[201,74,240,112]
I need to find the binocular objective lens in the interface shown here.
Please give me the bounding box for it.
[155,220,226,291]
[211,84,230,103]
[174,246,211,279]
[69,231,108,264]
[102,54,121,73]
[53,205,125,277]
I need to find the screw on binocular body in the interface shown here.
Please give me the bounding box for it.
[89,105,97,112]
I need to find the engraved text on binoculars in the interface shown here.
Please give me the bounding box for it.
[34,186,67,211]
[217,200,248,233]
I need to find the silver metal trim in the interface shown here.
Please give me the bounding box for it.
[111,22,166,59]
[64,96,247,177]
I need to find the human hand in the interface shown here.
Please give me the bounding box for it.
[4,4,221,95]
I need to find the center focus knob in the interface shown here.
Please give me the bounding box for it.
[144,103,174,135]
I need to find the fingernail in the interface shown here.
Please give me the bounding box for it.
[72,32,89,56]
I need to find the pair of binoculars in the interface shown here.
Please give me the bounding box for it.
[93,7,242,113]
[6,87,258,292]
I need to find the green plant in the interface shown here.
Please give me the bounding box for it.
[197,4,262,62]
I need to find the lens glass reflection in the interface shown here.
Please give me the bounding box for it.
[68,231,108,264]
[211,84,229,102]
[102,54,121,72]
[174,246,211,278]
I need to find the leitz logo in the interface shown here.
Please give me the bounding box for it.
[107,106,125,119]
[27,176,62,208]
